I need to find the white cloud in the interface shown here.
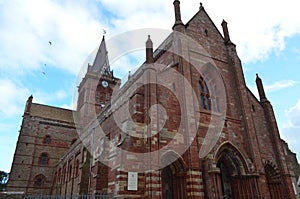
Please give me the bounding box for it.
[33,89,68,105]
[0,0,106,75]
[0,79,29,117]
[1,0,300,78]
[284,99,300,128]
[100,0,300,64]
[249,80,297,99]
[282,99,300,160]
[265,80,297,93]
[0,78,71,117]
[200,0,300,63]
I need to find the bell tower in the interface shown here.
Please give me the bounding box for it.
[77,36,120,127]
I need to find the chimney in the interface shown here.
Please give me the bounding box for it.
[146,35,154,64]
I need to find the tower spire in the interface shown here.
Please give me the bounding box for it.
[91,36,112,76]
[256,74,267,101]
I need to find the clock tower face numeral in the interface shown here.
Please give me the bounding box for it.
[101,80,108,88]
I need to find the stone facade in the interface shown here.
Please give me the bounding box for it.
[7,1,300,199]
[282,140,300,197]
[7,97,77,195]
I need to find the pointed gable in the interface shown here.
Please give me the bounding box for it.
[185,5,224,41]
[184,5,228,62]
[90,36,112,76]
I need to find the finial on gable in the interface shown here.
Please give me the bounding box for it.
[256,74,268,101]
[221,19,231,44]
[146,35,154,64]
[25,95,33,114]
[200,2,204,10]
[173,0,184,31]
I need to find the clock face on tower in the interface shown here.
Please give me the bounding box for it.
[101,80,108,88]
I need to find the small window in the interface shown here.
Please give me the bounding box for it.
[251,104,255,112]
[44,135,51,144]
[35,178,42,186]
[40,153,49,165]
[34,174,45,187]
[204,29,208,36]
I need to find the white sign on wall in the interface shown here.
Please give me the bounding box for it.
[127,172,138,191]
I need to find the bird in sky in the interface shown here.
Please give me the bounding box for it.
[41,64,47,75]
[49,41,52,45]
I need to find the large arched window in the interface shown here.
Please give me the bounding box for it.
[34,174,46,187]
[199,76,220,112]
[40,152,49,165]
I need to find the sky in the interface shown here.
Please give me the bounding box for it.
[0,0,300,173]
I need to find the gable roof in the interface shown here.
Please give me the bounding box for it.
[30,103,75,124]
[185,5,226,42]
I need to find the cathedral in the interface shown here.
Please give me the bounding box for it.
[6,1,300,199]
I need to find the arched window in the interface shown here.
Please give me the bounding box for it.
[34,174,45,187]
[40,153,49,165]
[199,76,220,112]
[44,135,51,144]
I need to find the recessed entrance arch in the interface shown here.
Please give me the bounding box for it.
[264,161,285,199]
[216,143,260,199]
[161,152,186,199]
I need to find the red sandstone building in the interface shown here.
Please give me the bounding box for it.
[6,1,300,199]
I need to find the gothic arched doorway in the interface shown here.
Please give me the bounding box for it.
[264,161,285,199]
[216,144,259,199]
[162,155,186,199]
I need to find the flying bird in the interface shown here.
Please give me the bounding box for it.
[48,41,52,45]
[42,64,47,75]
